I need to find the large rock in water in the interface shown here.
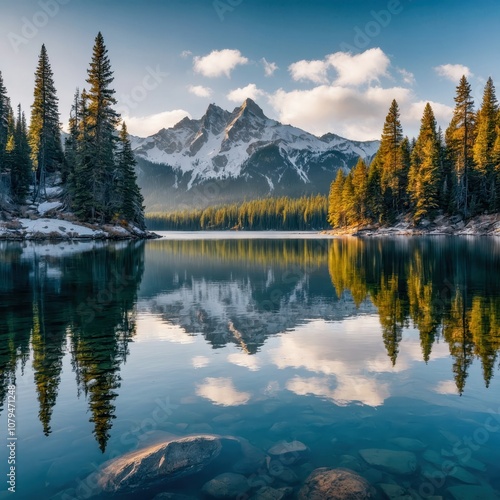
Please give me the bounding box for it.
[297,468,375,499]
[201,472,250,499]
[359,449,418,476]
[92,435,222,495]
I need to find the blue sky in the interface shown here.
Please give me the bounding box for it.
[0,0,499,139]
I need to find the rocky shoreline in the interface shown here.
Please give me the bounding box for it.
[0,216,160,241]
[323,214,500,237]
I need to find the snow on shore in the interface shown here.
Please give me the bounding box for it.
[0,217,156,240]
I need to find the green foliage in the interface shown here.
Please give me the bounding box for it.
[146,195,328,231]
[445,76,476,216]
[0,72,10,178]
[408,103,441,222]
[116,123,145,229]
[8,105,32,203]
[329,78,500,229]
[472,77,498,212]
[328,169,346,227]
[29,44,63,201]
[66,34,145,227]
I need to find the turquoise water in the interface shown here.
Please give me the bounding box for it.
[0,235,499,499]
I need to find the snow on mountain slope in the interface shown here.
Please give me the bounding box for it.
[133,99,379,186]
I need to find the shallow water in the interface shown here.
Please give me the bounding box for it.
[0,235,499,499]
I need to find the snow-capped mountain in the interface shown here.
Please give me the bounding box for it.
[132,99,380,211]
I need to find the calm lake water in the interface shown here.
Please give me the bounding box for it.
[1,234,500,499]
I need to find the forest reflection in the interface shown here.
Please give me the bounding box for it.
[0,237,499,452]
[327,238,500,394]
[0,241,144,452]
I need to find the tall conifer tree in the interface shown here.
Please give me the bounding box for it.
[116,123,145,228]
[82,32,120,222]
[378,99,405,217]
[0,72,10,176]
[408,103,441,222]
[473,77,498,211]
[29,44,62,201]
[445,76,476,216]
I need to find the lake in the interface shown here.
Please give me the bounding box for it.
[0,234,499,499]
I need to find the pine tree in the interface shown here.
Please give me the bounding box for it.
[116,123,145,228]
[493,120,500,212]
[29,44,63,201]
[351,157,369,224]
[8,106,32,203]
[0,73,11,202]
[63,89,80,203]
[72,90,95,219]
[445,76,476,217]
[342,173,356,226]
[378,99,406,218]
[473,77,498,212]
[408,103,441,223]
[398,136,411,212]
[328,169,346,228]
[81,32,120,222]
[366,155,383,223]
[0,72,10,176]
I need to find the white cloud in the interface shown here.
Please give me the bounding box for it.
[270,84,411,140]
[287,375,389,407]
[406,100,454,124]
[180,50,193,58]
[192,356,210,368]
[194,49,249,78]
[196,377,251,406]
[289,59,330,84]
[227,352,261,371]
[288,48,390,87]
[189,85,213,98]
[435,64,473,82]
[434,380,457,395]
[123,110,190,137]
[327,48,390,86]
[398,68,415,86]
[262,57,278,77]
[227,83,266,103]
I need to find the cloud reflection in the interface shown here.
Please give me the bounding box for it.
[196,377,251,406]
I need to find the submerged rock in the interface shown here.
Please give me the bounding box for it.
[91,435,222,496]
[201,472,250,499]
[153,494,197,500]
[448,466,479,485]
[389,437,427,452]
[268,440,309,464]
[249,486,293,500]
[447,485,499,500]
[423,449,450,468]
[378,483,412,499]
[455,456,487,472]
[359,449,418,476]
[298,467,375,499]
[268,460,300,483]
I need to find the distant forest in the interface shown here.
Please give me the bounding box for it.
[146,195,328,231]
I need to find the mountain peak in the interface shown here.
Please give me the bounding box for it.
[239,98,266,120]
